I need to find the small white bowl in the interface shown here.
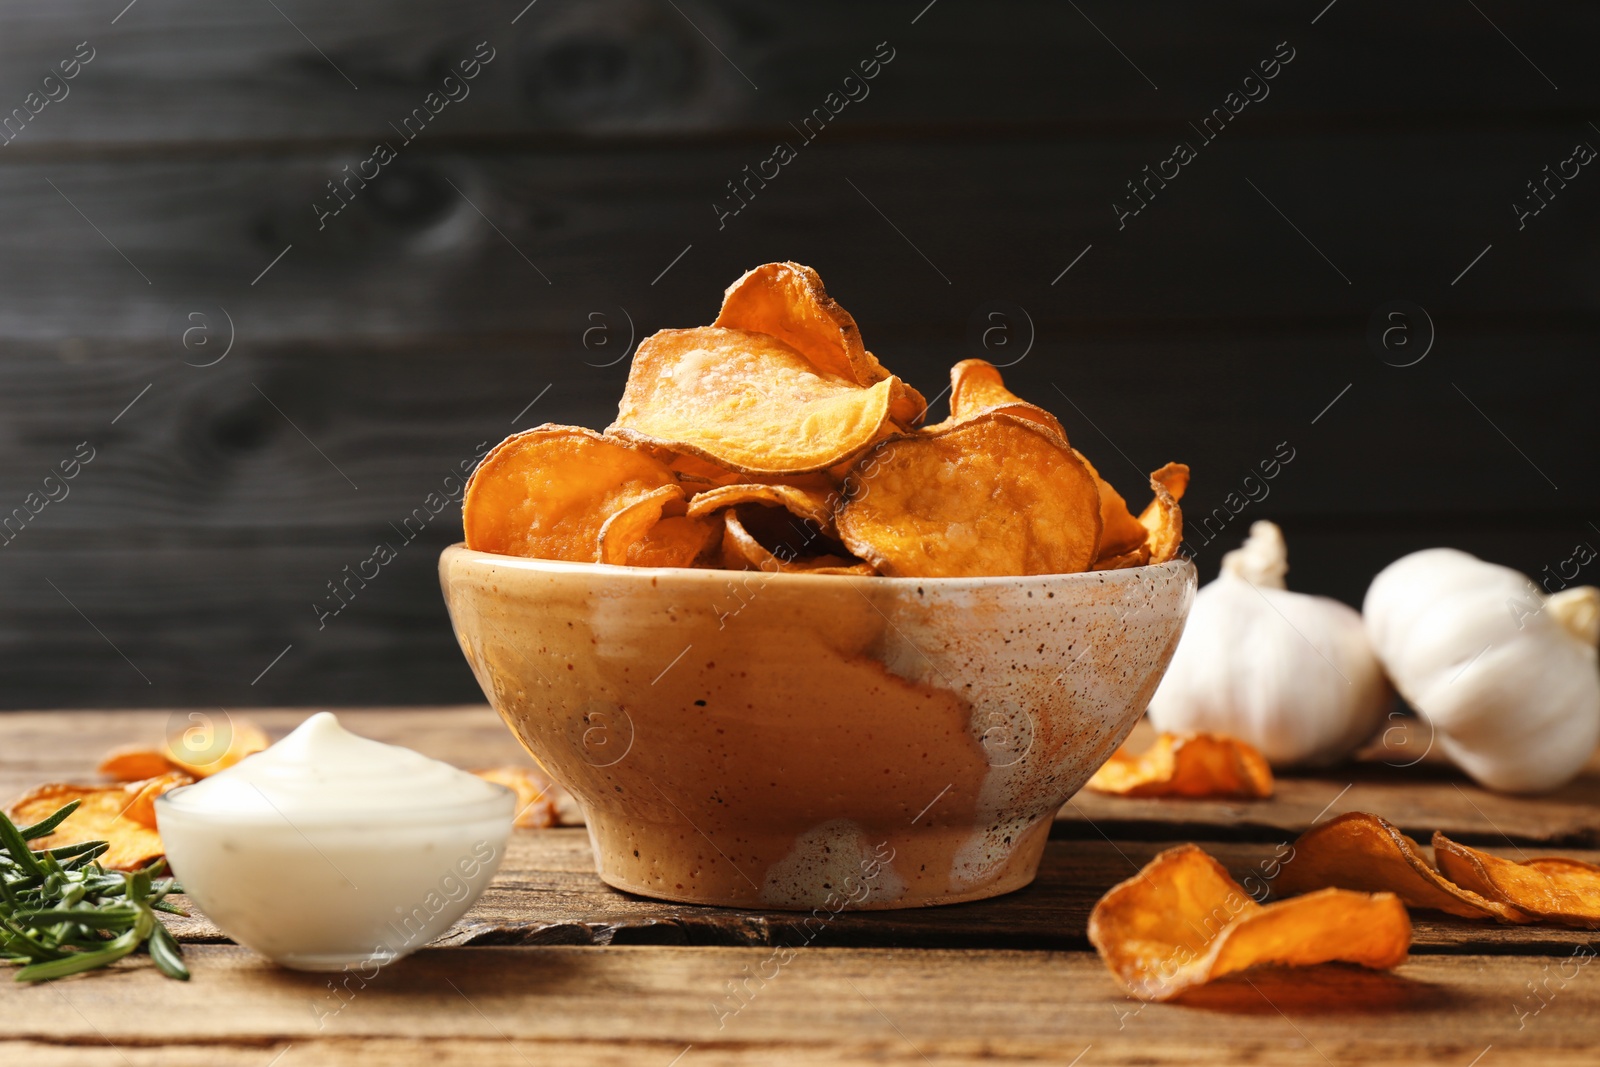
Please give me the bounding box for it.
[156,786,514,972]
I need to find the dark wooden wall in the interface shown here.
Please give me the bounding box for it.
[1,1,1596,708]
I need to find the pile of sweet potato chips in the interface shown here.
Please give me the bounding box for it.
[1091,810,1600,1000]
[1085,731,1274,799]
[464,262,1188,577]
[6,719,576,870]
[1280,811,1600,927]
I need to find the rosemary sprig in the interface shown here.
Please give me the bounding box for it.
[1,801,189,982]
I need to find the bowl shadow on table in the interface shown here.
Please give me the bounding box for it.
[237,943,591,1001]
[1171,964,1453,1015]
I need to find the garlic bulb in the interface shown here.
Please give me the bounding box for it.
[1147,521,1390,767]
[1364,548,1600,794]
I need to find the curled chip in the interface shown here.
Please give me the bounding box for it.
[1433,833,1600,928]
[836,413,1102,577]
[1079,451,1148,563]
[97,746,174,782]
[1138,462,1189,565]
[596,484,688,566]
[121,772,195,830]
[686,482,839,538]
[715,261,888,386]
[1276,813,1528,921]
[946,358,1065,436]
[609,328,901,475]
[163,717,270,778]
[940,360,1151,565]
[464,425,679,561]
[1085,732,1273,799]
[625,514,720,568]
[719,510,871,574]
[474,766,575,829]
[7,782,169,871]
[1089,843,1411,1001]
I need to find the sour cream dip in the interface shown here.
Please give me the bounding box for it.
[156,712,514,972]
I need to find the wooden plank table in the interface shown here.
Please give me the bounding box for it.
[4,708,1599,1065]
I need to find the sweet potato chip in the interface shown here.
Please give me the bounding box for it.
[1097,544,1152,570]
[946,358,1066,436]
[836,413,1102,577]
[1433,833,1600,927]
[627,514,720,568]
[1138,463,1188,565]
[163,716,270,778]
[1076,451,1148,562]
[474,766,572,829]
[1275,813,1527,921]
[714,261,887,386]
[686,482,839,538]
[1085,732,1274,798]
[1089,843,1410,1000]
[609,328,901,475]
[718,510,869,574]
[596,484,687,566]
[464,425,680,561]
[939,359,1151,565]
[8,783,167,871]
[97,746,173,782]
[121,772,194,830]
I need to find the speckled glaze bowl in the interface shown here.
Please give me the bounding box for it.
[440,545,1195,910]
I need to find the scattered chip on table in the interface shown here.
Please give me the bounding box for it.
[1085,732,1274,799]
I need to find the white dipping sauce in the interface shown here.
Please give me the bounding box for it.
[156,712,515,972]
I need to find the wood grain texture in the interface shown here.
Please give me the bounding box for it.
[0,135,1593,344]
[0,0,1592,148]
[4,945,1599,1066]
[142,828,1600,956]
[6,708,1600,1066]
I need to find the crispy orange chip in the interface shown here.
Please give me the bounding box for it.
[163,716,270,778]
[120,772,194,830]
[1138,463,1188,565]
[941,360,1151,565]
[609,328,901,475]
[474,766,572,829]
[1275,813,1527,921]
[596,484,687,566]
[1078,451,1148,563]
[464,425,680,561]
[946,358,1066,436]
[718,510,870,574]
[8,783,167,871]
[1433,833,1600,928]
[1085,732,1273,798]
[97,746,174,782]
[714,261,887,386]
[627,514,720,568]
[1089,843,1410,1001]
[686,482,839,538]
[837,413,1102,577]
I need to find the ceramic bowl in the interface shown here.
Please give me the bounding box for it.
[440,545,1194,910]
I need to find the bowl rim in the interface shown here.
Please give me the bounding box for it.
[440,542,1195,590]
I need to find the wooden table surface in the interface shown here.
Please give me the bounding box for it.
[4,708,1599,1066]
